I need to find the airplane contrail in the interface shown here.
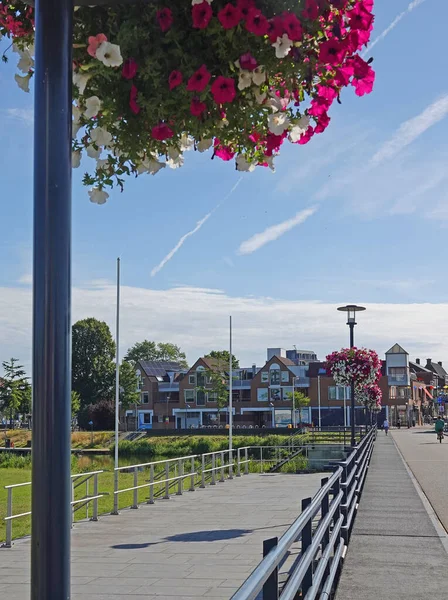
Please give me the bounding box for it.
[151,177,242,276]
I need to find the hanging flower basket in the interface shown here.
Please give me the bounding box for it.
[1,0,376,202]
[326,347,382,391]
[356,382,382,411]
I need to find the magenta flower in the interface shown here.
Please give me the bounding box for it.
[190,97,207,117]
[151,123,174,141]
[87,33,107,58]
[192,1,213,30]
[282,13,303,42]
[211,76,236,105]
[218,3,241,29]
[347,2,374,32]
[122,58,138,80]
[319,39,347,65]
[239,52,258,72]
[168,70,183,90]
[157,8,173,32]
[129,84,140,114]
[187,64,211,92]
[214,139,235,161]
[246,8,269,36]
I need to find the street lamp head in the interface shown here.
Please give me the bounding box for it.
[337,304,366,325]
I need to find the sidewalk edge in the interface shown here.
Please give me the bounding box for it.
[391,433,448,555]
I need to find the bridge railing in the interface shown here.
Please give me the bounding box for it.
[231,427,376,600]
[2,470,105,548]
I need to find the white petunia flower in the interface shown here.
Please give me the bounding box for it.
[90,126,112,147]
[16,49,34,74]
[197,138,213,153]
[265,155,276,172]
[88,188,109,205]
[72,104,82,135]
[180,134,194,152]
[272,34,293,59]
[14,73,31,93]
[167,154,184,169]
[254,89,267,104]
[84,96,101,119]
[268,112,290,135]
[238,71,252,91]
[96,42,123,68]
[236,154,256,172]
[288,116,311,143]
[252,66,266,86]
[268,94,289,112]
[147,159,166,175]
[96,158,109,171]
[86,145,101,160]
[72,150,81,168]
[73,71,91,95]
[192,0,212,4]
[168,147,181,161]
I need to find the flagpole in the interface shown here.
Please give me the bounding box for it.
[113,257,120,514]
[229,316,233,454]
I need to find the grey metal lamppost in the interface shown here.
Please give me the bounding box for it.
[337,305,366,447]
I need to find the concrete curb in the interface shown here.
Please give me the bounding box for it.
[391,433,448,555]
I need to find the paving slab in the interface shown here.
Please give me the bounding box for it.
[0,472,323,599]
[335,434,448,600]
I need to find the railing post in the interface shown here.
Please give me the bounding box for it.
[340,462,349,544]
[148,464,155,504]
[220,451,225,482]
[177,459,183,495]
[201,455,206,488]
[6,488,13,548]
[71,480,75,528]
[261,446,263,473]
[321,477,330,579]
[91,474,99,522]
[211,454,216,485]
[245,447,249,475]
[301,497,313,595]
[164,462,170,499]
[113,468,119,515]
[262,537,279,600]
[237,448,241,477]
[132,467,139,509]
[190,456,195,491]
[229,450,234,480]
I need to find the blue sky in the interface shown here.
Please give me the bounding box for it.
[1,0,448,371]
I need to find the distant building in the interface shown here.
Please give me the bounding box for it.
[267,347,318,365]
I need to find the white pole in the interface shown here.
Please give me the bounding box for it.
[229,315,233,452]
[292,377,296,428]
[318,375,322,429]
[344,391,347,428]
[114,258,120,471]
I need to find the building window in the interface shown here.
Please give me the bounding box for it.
[282,387,293,401]
[207,392,217,402]
[185,390,194,402]
[196,390,206,406]
[142,392,149,404]
[232,390,240,402]
[196,371,206,387]
[270,388,281,402]
[389,367,406,382]
[281,371,289,383]
[270,370,281,385]
[241,389,251,402]
[189,374,195,385]
[261,371,268,383]
[257,388,268,402]
[328,386,351,401]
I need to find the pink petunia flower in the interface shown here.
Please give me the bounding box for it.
[122,58,138,80]
[190,97,207,117]
[218,3,241,29]
[87,33,107,58]
[151,123,174,141]
[267,15,285,43]
[237,0,256,20]
[169,70,183,90]
[214,138,235,161]
[319,39,347,65]
[246,7,269,36]
[157,8,173,32]
[192,1,213,29]
[347,2,374,32]
[187,65,211,92]
[239,52,258,71]
[282,12,303,42]
[129,85,140,114]
[211,76,236,104]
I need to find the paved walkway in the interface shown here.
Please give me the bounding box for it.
[335,433,448,600]
[0,473,323,600]
[391,426,448,531]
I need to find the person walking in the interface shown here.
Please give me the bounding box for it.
[435,416,445,442]
[383,418,389,435]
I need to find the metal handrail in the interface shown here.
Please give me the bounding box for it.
[2,470,105,548]
[231,427,376,600]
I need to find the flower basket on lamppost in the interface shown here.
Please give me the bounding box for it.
[2,0,376,202]
[0,2,377,599]
[356,382,382,426]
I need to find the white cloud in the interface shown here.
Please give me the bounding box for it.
[238,207,318,255]
[3,282,448,375]
[370,95,448,167]
[4,108,34,124]
[363,0,428,57]
[17,273,32,285]
[151,177,242,276]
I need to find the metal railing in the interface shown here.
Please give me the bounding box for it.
[231,427,376,600]
[2,470,105,548]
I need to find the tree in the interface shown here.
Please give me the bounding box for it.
[78,399,115,431]
[205,350,239,370]
[199,369,229,427]
[72,318,116,408]
[0,358,29,426]
[119,361,140,410]
[285,391,311,426]
[125,340,188,368]
[18,382,32,417]
[71,391,81,420]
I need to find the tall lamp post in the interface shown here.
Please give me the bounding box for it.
[337,304,366,447]
[292,377,300,428]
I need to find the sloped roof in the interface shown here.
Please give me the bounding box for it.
[409,361,432,374]
[138,360,183,378]
[428,361,448,378]
[386,343,409,355]
[274,355,296,367]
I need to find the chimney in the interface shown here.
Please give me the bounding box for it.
[426,358,432,368]
[439,361,443,367]
[252,364,256,376]
[416,358,420,365]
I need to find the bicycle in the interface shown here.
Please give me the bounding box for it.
[437,431,444,443]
